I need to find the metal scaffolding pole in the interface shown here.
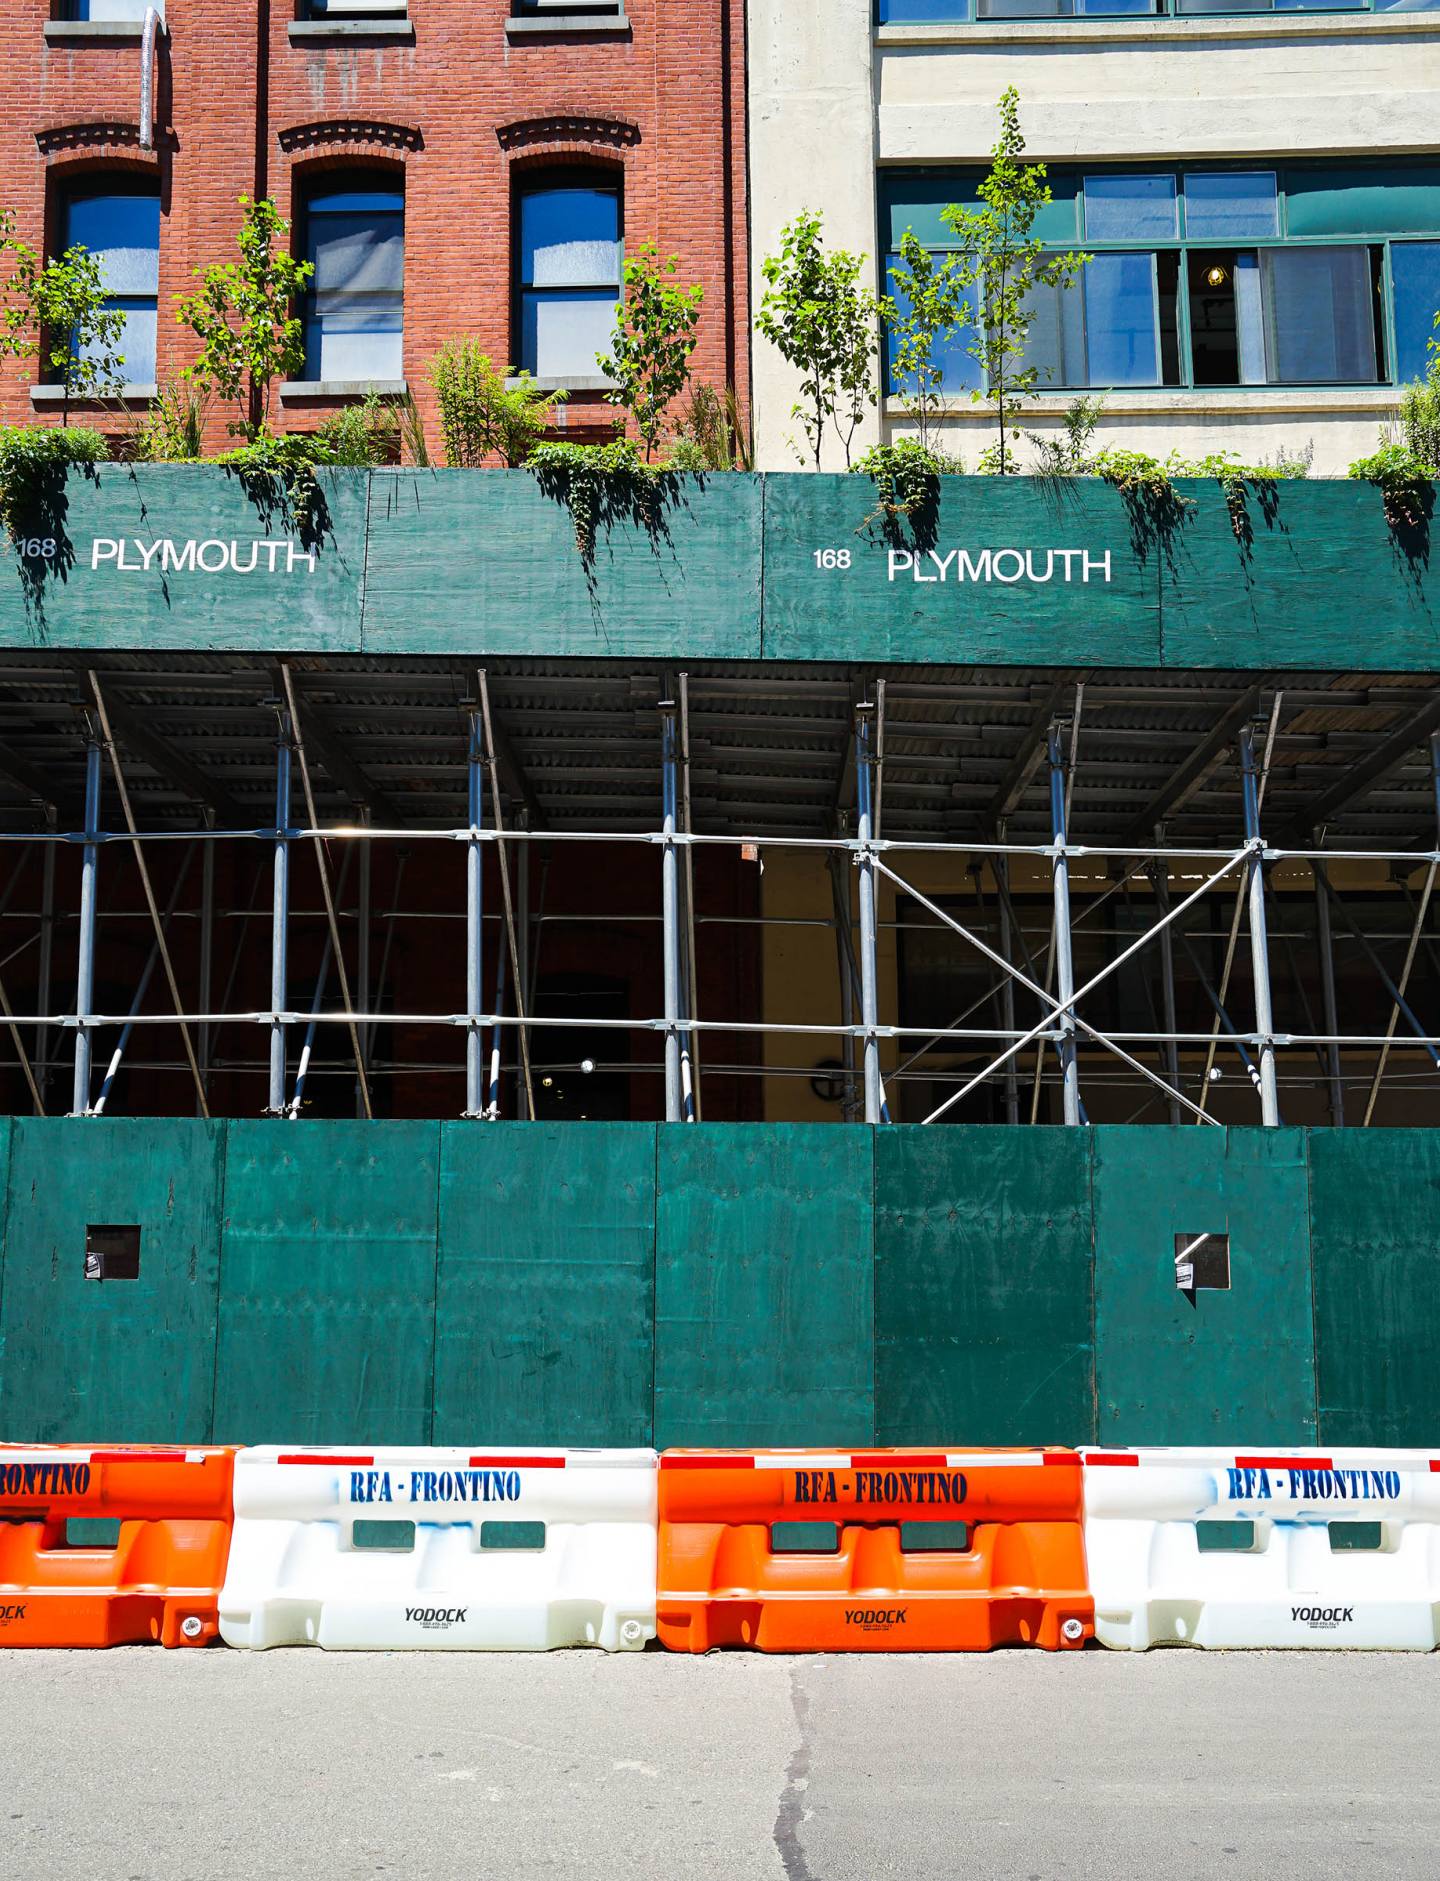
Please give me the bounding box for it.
[94,847,196,1117]
[199,812,215,1110]
[71,729,102,1117]
[1314,855,1344,1127]
[994,843,1020,1126]
[1360,731,1440,1126]
[477,671,535,1121]
[1152,847,1183,1125]
[465,712,485,1119]
[357,806,372,1118]
[661,698,684,1123]
[856,708,883,1126]
[266,710,292,1117]
[1239,725,1281,1126]
[1047,726,1081,1126]
[37,811,54,1111]
[679,672,702,1122]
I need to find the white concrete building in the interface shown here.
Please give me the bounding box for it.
[747,0,1440,474]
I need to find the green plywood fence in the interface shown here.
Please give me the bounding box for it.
[434,1122,656,1447]
[0,1118,1433,1447]
[875,1127,1096,1447]
[1093,1126,1318,1445]
[653,1124,876,1448]
[1309,1129,1440,1446]
[0,1118,223,1443]
[0,470,1431,669]
[211,1120,440,1446]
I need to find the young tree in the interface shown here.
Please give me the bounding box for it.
[429,340,561,467]
[175,196,312,439]
[599,243,705,461]
[942,88,1089,474]
[756,210,882,470]
[0,209,127,426]
[884,231,970,459]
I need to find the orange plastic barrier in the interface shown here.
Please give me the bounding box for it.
[0,1445,236,1647]
[657,1447,1093,1652]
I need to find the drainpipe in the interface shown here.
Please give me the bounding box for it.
[139,8,165,153]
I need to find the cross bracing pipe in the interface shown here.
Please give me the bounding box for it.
[93,846,196,1117]
[71,732,101,1117]
[1314,857,1345,1126]
[1239,725,1281,1126]
[465,712,484,1119]
[1048,726,1081,1126]
[855,709,884,1126]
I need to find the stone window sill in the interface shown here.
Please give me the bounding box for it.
[288,19,415,44]
[31,382,156,404]
[43,20,148,41]
[510,375,618,394]
[280,379,408,398]
[505,14,630,37]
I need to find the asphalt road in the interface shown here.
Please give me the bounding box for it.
[1,1649,1436,1880]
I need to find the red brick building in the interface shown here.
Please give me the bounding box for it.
[2,0,749,451]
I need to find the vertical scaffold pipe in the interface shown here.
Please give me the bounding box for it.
[466,712,485,1119]
[71,733,102,1116]
[267,711,292,1117]
[1047,727,1081,1126]
[1239,724,1280,1127]
[856,711,883,1126]
[662,702,683,1123]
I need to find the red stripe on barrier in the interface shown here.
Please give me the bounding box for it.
[1043,1453,1082,1466]
[1235,1455,1333,1470]
[469,1455,566,1469]
[1084,1453,1140,1466]
[660,1455,755,1470]
[90,1450,188,1463]
[850,1453,947,1468]
[277,1454,373,1466]
[1431,1461,1440,1473]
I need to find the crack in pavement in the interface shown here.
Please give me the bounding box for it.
[773,1659,822,1881]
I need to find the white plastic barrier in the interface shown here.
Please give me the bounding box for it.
[219,1446,658,1651]
[1081,1446,1440,1650]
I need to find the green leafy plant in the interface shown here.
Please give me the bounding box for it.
[129,380,211,462]
[1026,395,1105,479]
[599,243,705,461]
[883,231,970,458]
[0,210,127,425]
[757,209,883,470]
[430,341,561,467]
[854,438,963,511]
[528,437,666,563]
[1348,440,1436,529]
[1399,352,1440,470]
[669,382,751,471]
[0,426,108,588]
[175,196,311,441]
[316,392,400,467]
[940,88,1090,474]
[1184,445,1310,540]
[396,386,431,467]
[215,430,333,536]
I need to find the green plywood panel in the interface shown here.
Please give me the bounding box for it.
[654,1123,874,1448]
[875,1127,1095,1447]
[0,1118,224,1442]
[1094,1126,1316,1445]
[433,1122,655,1447]
[1309,1130,1440,1446]
[361,468,763,657]
[0,1116,16,1414]
[0,466,367,653]
[213,1121,439,1445]
[1161,481,1436,670]
[762,475,1161,664]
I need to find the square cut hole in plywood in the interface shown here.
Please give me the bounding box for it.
[1175,1232,1230,1295]
[84,1224,141,1282]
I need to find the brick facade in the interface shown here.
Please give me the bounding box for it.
[3,1,749,454]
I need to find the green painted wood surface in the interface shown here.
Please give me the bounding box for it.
[653,1123,875,1448]
[433,1121,655,1446]
[0,466,367,653]
[1309,1129,1440,1446]
[0,1118,223,1442]
[874,1127,1096,1446]
[1093,1126,1318,1444]
[1160,481,1437,670]
[761,474,1162,665]
[212,1121,439,1445]
[360,468,763,657]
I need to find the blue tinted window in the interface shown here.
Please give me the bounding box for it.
[1184,172,1278,240]
[1085,253,1161,385]
[1084,174,1177,241]
[878,0,971,18]
[517,179,622,378]
[63,187,160,385]
[884,250,981,396]
[1392,242,1440,382]
[304,175,404,382]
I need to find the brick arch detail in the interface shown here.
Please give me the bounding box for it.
[277,121,424,158]
[496,114,641,163]
[34,123,166,167]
